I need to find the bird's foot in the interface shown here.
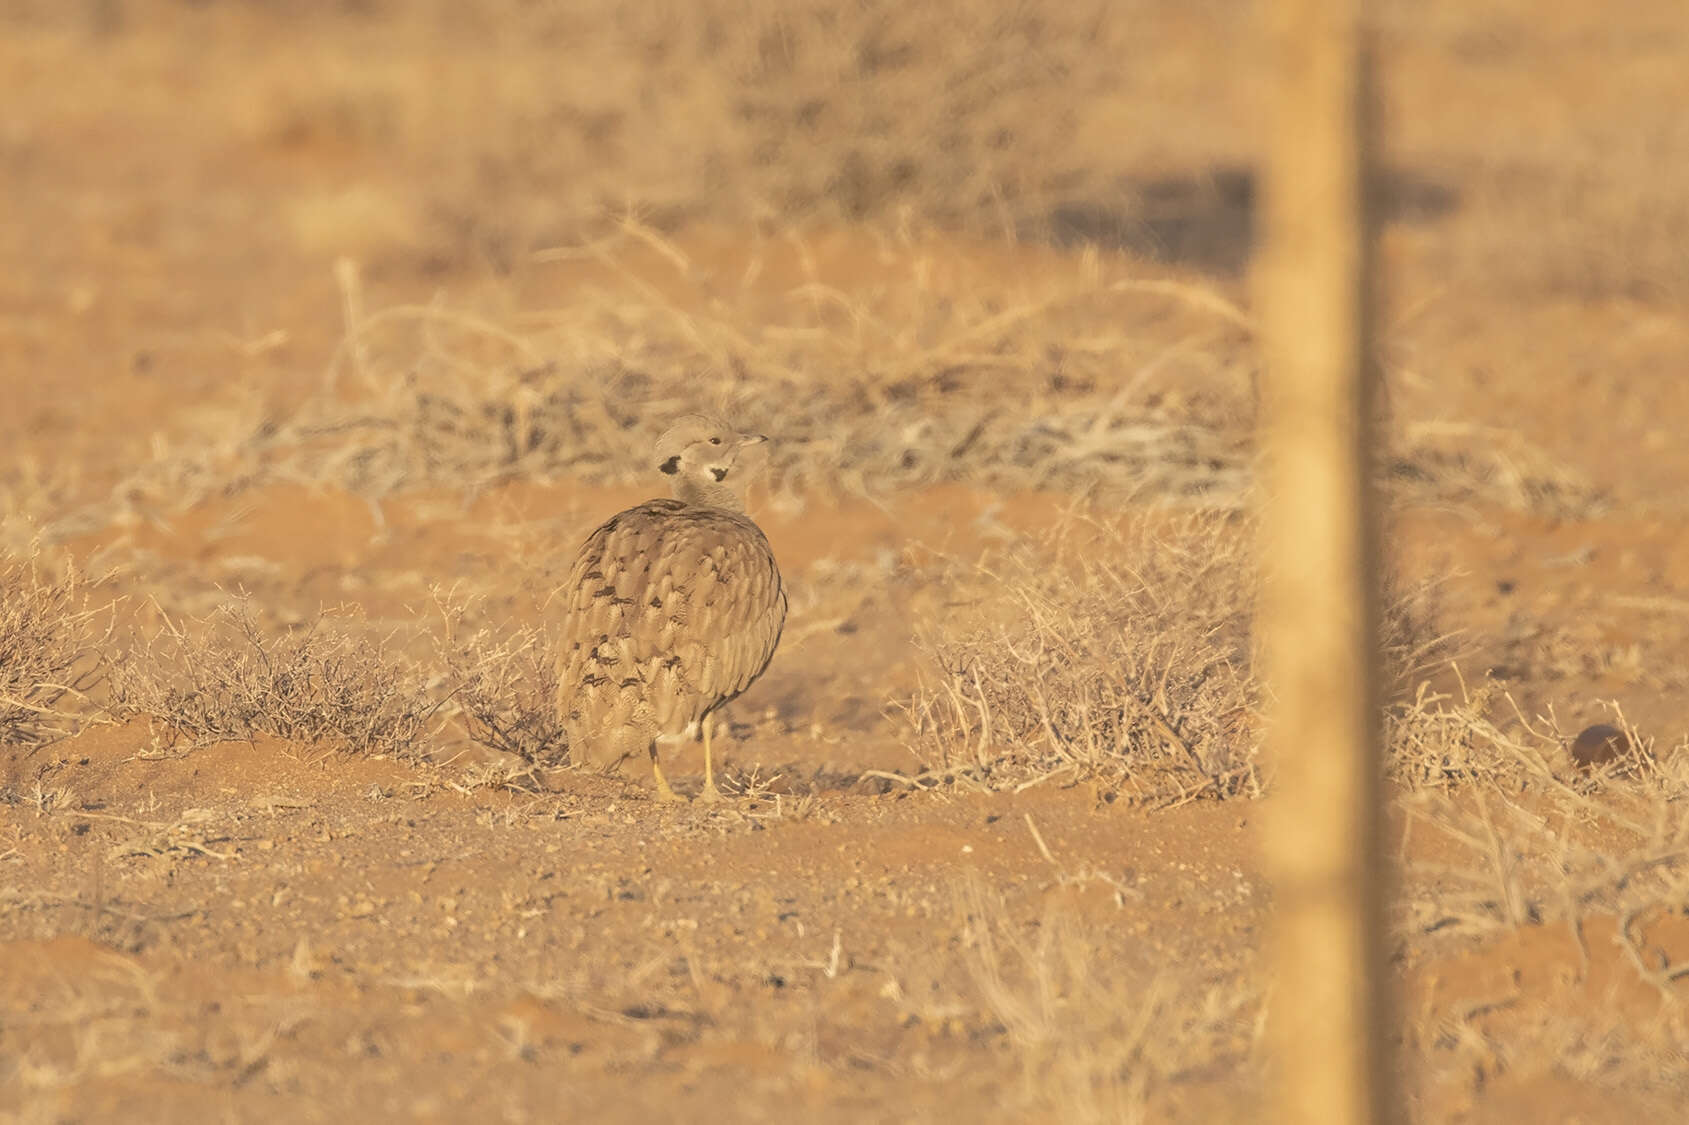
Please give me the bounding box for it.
[696,780,727,804]
[652,774,687,803]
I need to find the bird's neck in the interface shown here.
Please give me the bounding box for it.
[672,476,745,511]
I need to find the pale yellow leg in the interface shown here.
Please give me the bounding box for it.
[697,719,726,803]
[650,750,684,803]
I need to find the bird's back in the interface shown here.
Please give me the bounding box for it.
[557,499,786,769]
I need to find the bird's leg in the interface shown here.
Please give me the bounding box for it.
[698,718,726,803]
[649,746,685,803]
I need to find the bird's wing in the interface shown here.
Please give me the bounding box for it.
[556,501,786,734]
[647,510,786,717]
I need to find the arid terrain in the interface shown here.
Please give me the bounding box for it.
[4,1,1689,1121]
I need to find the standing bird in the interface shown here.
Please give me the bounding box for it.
[556,415,786,802]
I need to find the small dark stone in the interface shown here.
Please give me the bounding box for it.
[1569,723,1630,770]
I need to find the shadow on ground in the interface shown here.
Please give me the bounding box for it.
[1034,164,1460,275]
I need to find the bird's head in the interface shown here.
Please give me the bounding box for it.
[653,414,768,509]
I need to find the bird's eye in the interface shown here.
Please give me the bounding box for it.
[709,437,722,445]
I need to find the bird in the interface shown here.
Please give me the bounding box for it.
[555,414,786,802]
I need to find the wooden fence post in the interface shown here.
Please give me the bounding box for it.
[1256,0,1395,1121]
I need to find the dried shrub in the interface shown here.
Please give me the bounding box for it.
[1387,690,1689,1104]
[0,555,108,746]
[429,588,567,764]
[1391,690,1689,933]
[1388,421,1606,519]
[903,512,1260,800]
[904,511,1454,799]
[109,602,436,756]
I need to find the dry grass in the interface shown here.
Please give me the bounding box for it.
[25,219,1602,555]
[903,512,1257,800]
[2,952,184,1094]
[0,555,108,747]
[5,1,1686,1118]
[903,511,1453,800]
[940,875,1261,1123]
[0,462,96,557]
[227,0,1140,256]
[1387,422,1606,520]
[1393,690,1689,936]
[1409,998,1689,1112]
[108,601,438,756]
[24,1,1687,306]
[1378,0,1689,303]
[64,235,1601,539]
[1387,689,1689,1108]
[72,230,1256,522]
[428,587,567,765]
[89,586,567,767]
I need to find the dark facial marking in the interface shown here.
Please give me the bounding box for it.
[711,467,729,481]
[659,455,681,475]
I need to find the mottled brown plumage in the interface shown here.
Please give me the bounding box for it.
[556,415,786,802]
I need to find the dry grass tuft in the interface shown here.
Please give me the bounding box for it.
[109,601,437,756]
[0,555,109,746]
[1388,422,1606,519]
[903,513,1260,800]
[950,875,1260,1121]
[1393,690,1689,938]
[903,511,1455,799]
[429,588,567,765]
[1390,690,1689,1107]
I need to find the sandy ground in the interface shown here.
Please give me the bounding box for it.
[4,2,1689,1122]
